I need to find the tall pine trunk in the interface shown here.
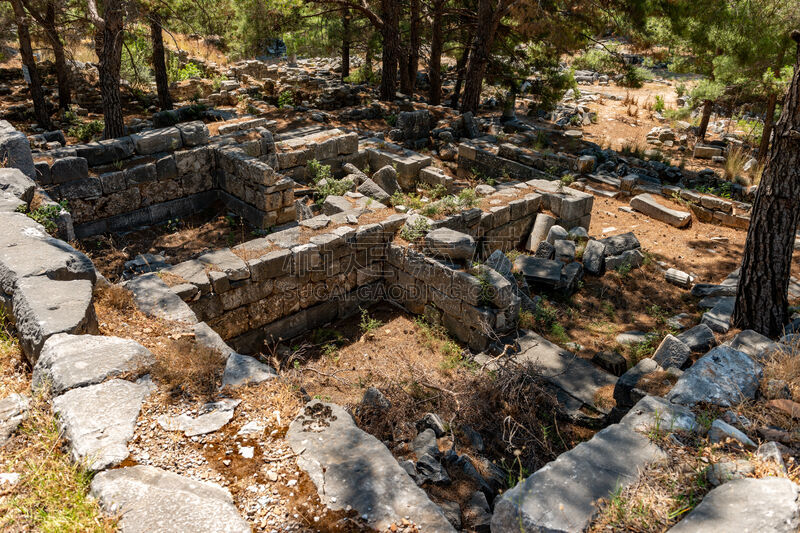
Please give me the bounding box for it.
[407,0,420,94]
[94,0,125,139]
[450,46,470,109]
[399,45,411,94]
[732,31,800,337]
[698,99,713,140]
[150,12,172,111]
[460,0,500,114]
[43,3,71,111]
[428,1,444,105]
[341,10,350,81]
[758,92,777,162]
[379,0,399,101]
[11,0,50,129]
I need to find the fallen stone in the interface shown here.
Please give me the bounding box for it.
[221,353,277,388]
[708,419,756,449]
[492,423,664,532]
[669,478,800,533]
[125,274,198,324]
[767,398,800,419]
[616,330,650,345]
[652,334,691,369]
[757,441,787,471]
[33,334,154,395]
[463,491,492,532]
[554,239,576,263]
[514,256,562,288]
[728,329,781,361]
[52,378,152,471]
[197,249,249,281]
[630,193,691,228]
[534,241,555,259]
[371,165,400,196]
[416,453,450,485]
[357,178,391,202]
[525,213,556,252]
[0,121,36,178]
[90,465,250,533]
[666,346,762,407]
[591,351,627,376]
[322,195,352,215]
[614,358,661,409]
[157,398,241,437]
[412,428,440,459]
[676,324,717,352]
[546,225,568,245]
[582,239,606,275]
[424,228,476,261]
[619,395,698,434]
[599,232,640,256]
[298,214,330,230]
[416,413,446,438]
[286,401,455,531]
[700,297,735,333]
[605,248,644,271]
[0,393,29,445]
[706,460,754,486]
[0,168,35,203]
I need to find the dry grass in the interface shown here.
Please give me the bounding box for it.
[723,146,751,185]
[0,391,116,533]
[0,308,28,396]
[165,32,229,66]
[151,338,226,399]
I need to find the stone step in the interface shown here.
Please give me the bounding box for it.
[630,193,691,228]
[90,465,250,533]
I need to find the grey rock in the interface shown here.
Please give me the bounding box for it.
[416,453,450,485]
[425,228,476,261]
[492,424,664,533]
[676,324,717,352]
[360,387,391,411]
[90,465,250,533]
[554,239,576,262]
[701,297,735,333]
[221,353,277,388]
[534,241,555,260]
[0,121,36,178]
[757,441,787,471]
[131,127,182,155]
[371,165,400,196]
[614,358,661,409]
[461,425,484,452]
[34,334,154,395]
[706,460,754,486]
[298,214,330,230]
[525,213,556,252]
[514,256,562,288]
[669,478,800,533]
[599,231,641,256]
[0,168,35,203]
[764,379,792,400]
[397,110,431,141]
[357,178,391,202]
[52,378,152,471]
[416,413,446,438]
[413,428,440,459]
[322,195,352,215]
[439,500,462,529]
[666,346,762,407]
[591,351,627,376]
[582,239,606,275]
[0,190,25,212]
[0,393,29,445]
[475,184,496,196]
[464,491,491,532]
[616,330,650,345]
[175,121,209,147]
[76,137,135,166]
[568,226,589,241]
[708,419,756,449]
[652,334,691,369]
[50,156,88,184]
[605,248,644,271]
[197,249,249,281]
[125,274,198,324]
[546,225,568,245]
[157,398,241,437]
[286,401,455,531]
[728,329,781,361]
[193,321,233,356]
[619,395,698,434]
[630,193,691,228]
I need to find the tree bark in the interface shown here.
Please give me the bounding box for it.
[407,0,420,94]
[150,11,172,111]
[698,99,713,140]
[399,44,411,95]
[341,9,350,80]
[428,0,444,105]
[758,92,777,162]
[10,0,51,129]
[379,0,399,101]
[450,45,470,109]
[91,0,125,139]
[732,31,800,337]
[42,2,71,110]
[460,0,502,114]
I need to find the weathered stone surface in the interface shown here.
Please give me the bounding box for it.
[34,334,154,395]
[514,332,617,412]
[0,190,25,212]
[158,398,240,437]
[13,277,97,362]
[221,353,277,388]
[591,351,627,376]
[728,329,780,361]
[616,330,650,345]
[53,378,151,471]
[357,178,391,202]
[706,459,754,486]
[605,248,644,271]
[0,121,35,178]
[708,419,756,449]
[614,358,661,408]
[582,239,605,275]
[322,195,353,215]
[287,401,456,532]
[176,121,209,147]
[599,232,640,256]
[652,334,691,369]
[0,393,29,445]
[701,297,734,333]
[554,239,576,263]
[620,395,698,434]
[0,168,35,203]
[125,274,198,324]
[197,249,249,281]
[668,478,800,533]
[666,346,762,407]
[90,465,250,533]
[525,213,556,252]
[371,165,400,196]
[50,156,89,184]
[546,225,568,245]
[492,423,664,533]
[676,324,717,352]
[425,228,476,261]
[131,127,183,155]
[630,193,691,228]
[514,256,562,287]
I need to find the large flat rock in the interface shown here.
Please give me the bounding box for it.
[666,346,762,407]
[668,477,800,533]
[700,297,734,333]
[221,352,277,388]
[13,277,98,363]
[491,423,665,532]
[52,378,151,471]
[630,193,691,228]
[34,334,154,395]
[515,331,617,412]
[0,167,35,203]
[287,401,456,532]
[513,256,563,287]
[125,273,198,324]
[90,465,250,533]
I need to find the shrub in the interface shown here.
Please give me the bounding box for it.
[654,95,665,113]
[664,107,692,121]
[399,216,430,242]
[17,201,68,235]
[68,120,104,142]
[307,159,332,182]
[278,90,295,108]
[359,308,383,335]
[153,338,226,398]
[619,66,652,88]
[572,48,619,74]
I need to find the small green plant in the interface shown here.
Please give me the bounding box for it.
[307,159,332,182]
[399,216,430,241]
[653,95,665,113]
[664,107,692,121]
[18,201,68,235]
[68,120,104,142]
[557,174,575,192]
[675,83,687,98]
[278,90,295,108]
[385,113,397,127]
[550,323,570,344]
[359,308,383,335]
